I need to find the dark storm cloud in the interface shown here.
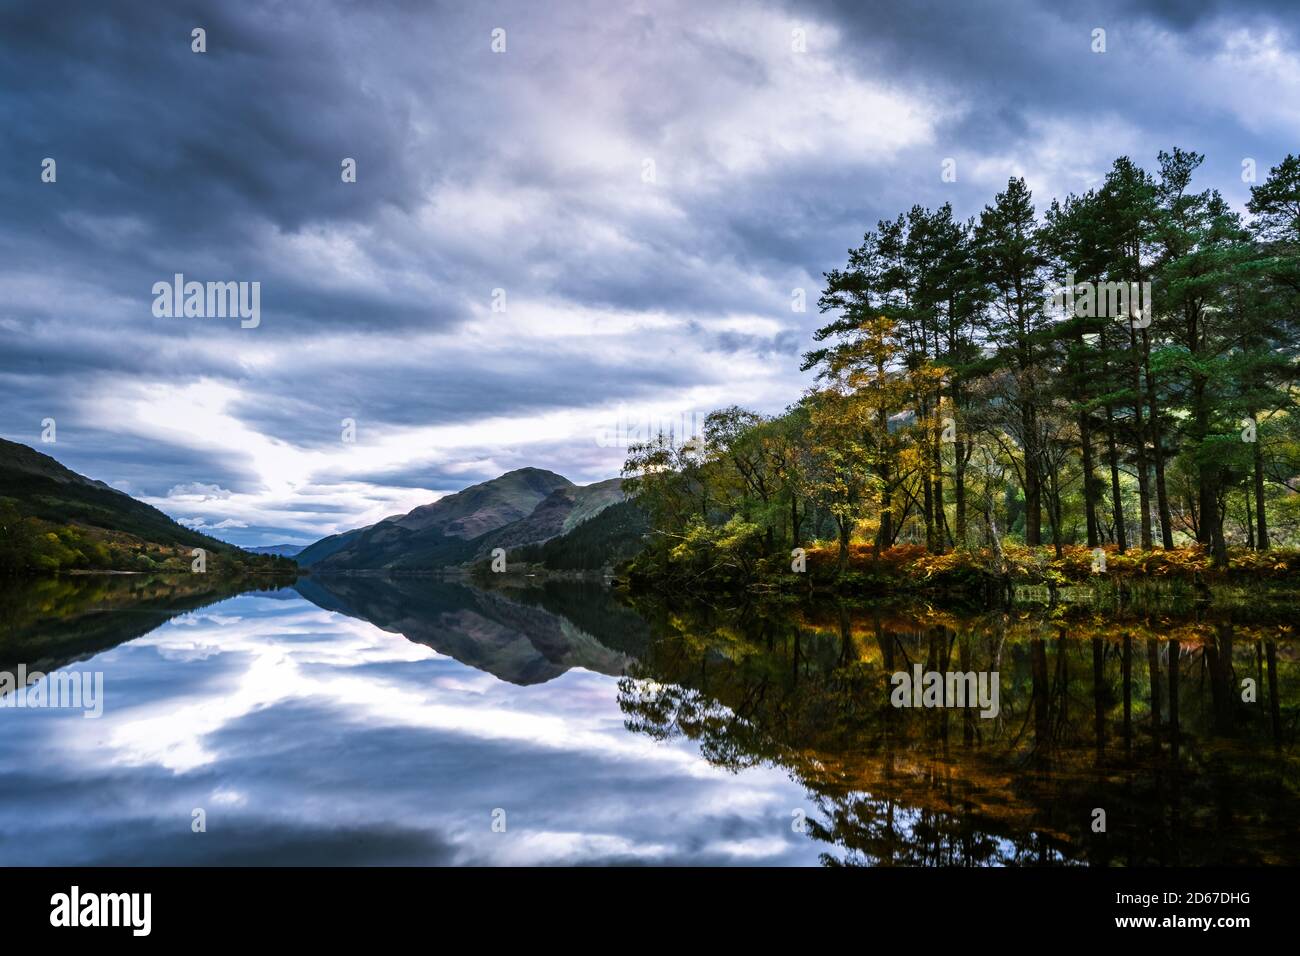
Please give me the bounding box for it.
[0,1,430,231]
[61,431,258,500]
[790,0,1300,225]
[223,344,698,444]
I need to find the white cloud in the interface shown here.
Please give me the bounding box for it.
[167,483,234,501]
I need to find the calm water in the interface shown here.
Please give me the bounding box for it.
[0,574,1296,866]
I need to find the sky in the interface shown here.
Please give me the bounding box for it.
[2,0,1298,548]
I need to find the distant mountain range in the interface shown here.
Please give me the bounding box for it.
[296,468,633,571]
[245,544,307,557]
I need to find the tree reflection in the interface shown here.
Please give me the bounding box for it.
[617,598,1300,866]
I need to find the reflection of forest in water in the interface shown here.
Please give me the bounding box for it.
[618,596,1300,866]
[0,573,288,676]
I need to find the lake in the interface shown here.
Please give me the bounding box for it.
[1,574,1296,866]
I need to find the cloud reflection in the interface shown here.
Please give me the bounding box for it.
[0,589,817,865]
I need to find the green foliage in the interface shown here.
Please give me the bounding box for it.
[623,147,1300,592]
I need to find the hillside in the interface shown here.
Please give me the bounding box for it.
[469,478,629,558]
[509,499,649,571]
[0,438,293,574]
[2,438,226,550]
[394,467,572,538]
[298,469,631,571]
[297,468,571,570]
[561,478,626,532]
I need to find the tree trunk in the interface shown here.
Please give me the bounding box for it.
[915,392,932,552]
[1266,641,1282,747]
[954,438,968,550]
[1080,408,1099,547]
[1048,463,1064,559]
[1022,404,1042,547]
[931,420,945,554]
[1143,327,1174,549]
[1246,491,1256,549]
[1211,508,1227,567]
[1192,375,1227,567]
[1129,325,1153,550]
[1252,418,1270,549]
[1105,404,1127,552]
[1146,638,1161,743]
[877,407,893,549]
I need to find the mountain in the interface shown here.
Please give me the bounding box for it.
[1,439,638,575]
[393,467,572,537]
[0,438,292,574]
[562,477,627,532]
[246,544,307,557]
[1,438,222,550]
[509,498,649,571]
[468,477,628,558]
[297,468,629,571]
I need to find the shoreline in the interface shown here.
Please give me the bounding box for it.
[619,543,1300,598]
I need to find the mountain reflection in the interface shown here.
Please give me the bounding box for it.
[293,575,647,685]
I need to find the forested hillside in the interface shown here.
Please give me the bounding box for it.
[0,439,295,575]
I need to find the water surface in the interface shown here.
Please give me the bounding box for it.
[0,574,1295,866]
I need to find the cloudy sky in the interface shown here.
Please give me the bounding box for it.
[2,0,1298,547]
